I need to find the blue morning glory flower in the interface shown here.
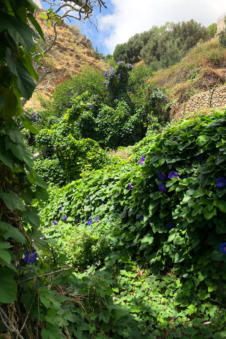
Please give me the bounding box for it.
[216,177,226,188]
[53,220,57,225]
[158,183,167,192]
[165,222,176,230]
[168,171,179,179]
[139,155,145,165]
[88,195,90,200]
[138,216,143,221]
[219,243,226,254]
[87,219,92,226]
[24,250,38,264]
[127,184,133,190]
[158,171,166,181]
[62,215,67,221]
[60,206,63,211]
[95,217,99,222]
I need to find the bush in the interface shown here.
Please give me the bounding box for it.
[41,110,226,302]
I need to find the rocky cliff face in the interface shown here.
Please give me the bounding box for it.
[26,16,107,109]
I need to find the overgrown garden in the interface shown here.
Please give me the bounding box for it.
[0,1,225,338]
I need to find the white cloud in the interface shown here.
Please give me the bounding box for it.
[98,0,226,53]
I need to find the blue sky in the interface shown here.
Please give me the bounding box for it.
[40,0,226,56]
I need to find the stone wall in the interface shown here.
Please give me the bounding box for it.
[183,85,226,113]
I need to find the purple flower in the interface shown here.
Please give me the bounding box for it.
[88,195,91,200]
[127,184,133,190]
[219,243,226,254]
[101,203,105,206]
[146,178,150,183]
[60,206,63,211]
[24,250,38,264]
[216,177,226,188]
[168,171,179,180]
[62,215,67,221]
[95,217,99,222]
[158,171,166,181]
[165,222,176,230]
[138,216,143,221]
[89,104,94,109]
[87,219,92,226]
[158,183,167,192]
[53,220,57,225]
[139,155,145,165]
[78,218,81,222]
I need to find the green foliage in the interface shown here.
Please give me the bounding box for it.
[42,110,226,300]
[0,0,46,311]
[51,66,110,114]
[207,23,217,38]
[113,20,210,70]
[38,110,226,338]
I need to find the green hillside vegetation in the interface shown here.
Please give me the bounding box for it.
[113,20,216,70]
[0,2,226,338]
[149,38,226,108]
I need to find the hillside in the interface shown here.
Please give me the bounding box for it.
[26,17,107,109]
[149,38,226,119]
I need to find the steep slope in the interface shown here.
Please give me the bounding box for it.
[148,38,226,119]
[27,17,107,109]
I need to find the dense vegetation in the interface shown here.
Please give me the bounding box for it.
[0,1,225,338]
[113,20,216,70]
[31,63,169,185]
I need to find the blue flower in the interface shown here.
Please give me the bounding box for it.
[87,219,92,226]
[219,243,226,254]
[146,178,150,183]
[89,104,94,109]
[88,195,91,200]
[62,215,67,221]
[101,203,105,206]
[60,206,63,211]
[127,184,133,190]
[168,171,179,179]
[165,222,176,230]
[158,183,167,192]
[24,250,37,264]
[139,155,145,165]
[95,217,99,222]
[53,220,57,225]
[138,216,143,221]
[216,177,226,188]
[158,171,166,181]
[78,218,81,222]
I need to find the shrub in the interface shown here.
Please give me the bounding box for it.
[41,110,226,302]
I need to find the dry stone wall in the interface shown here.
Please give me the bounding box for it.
[183,85,226,113]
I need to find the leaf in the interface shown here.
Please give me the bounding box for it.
[28,13,45,40]
[215,200,226,213]
[0,191,25,212]
[203,205,216,220]
[0,248,11,265]
[0,268,17,303]
[0,221,26,243]
[23,209,40,228]
[0,13,37,50]
[141,236,154,245]
[6,48,36,99]
[22,118,39,134]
